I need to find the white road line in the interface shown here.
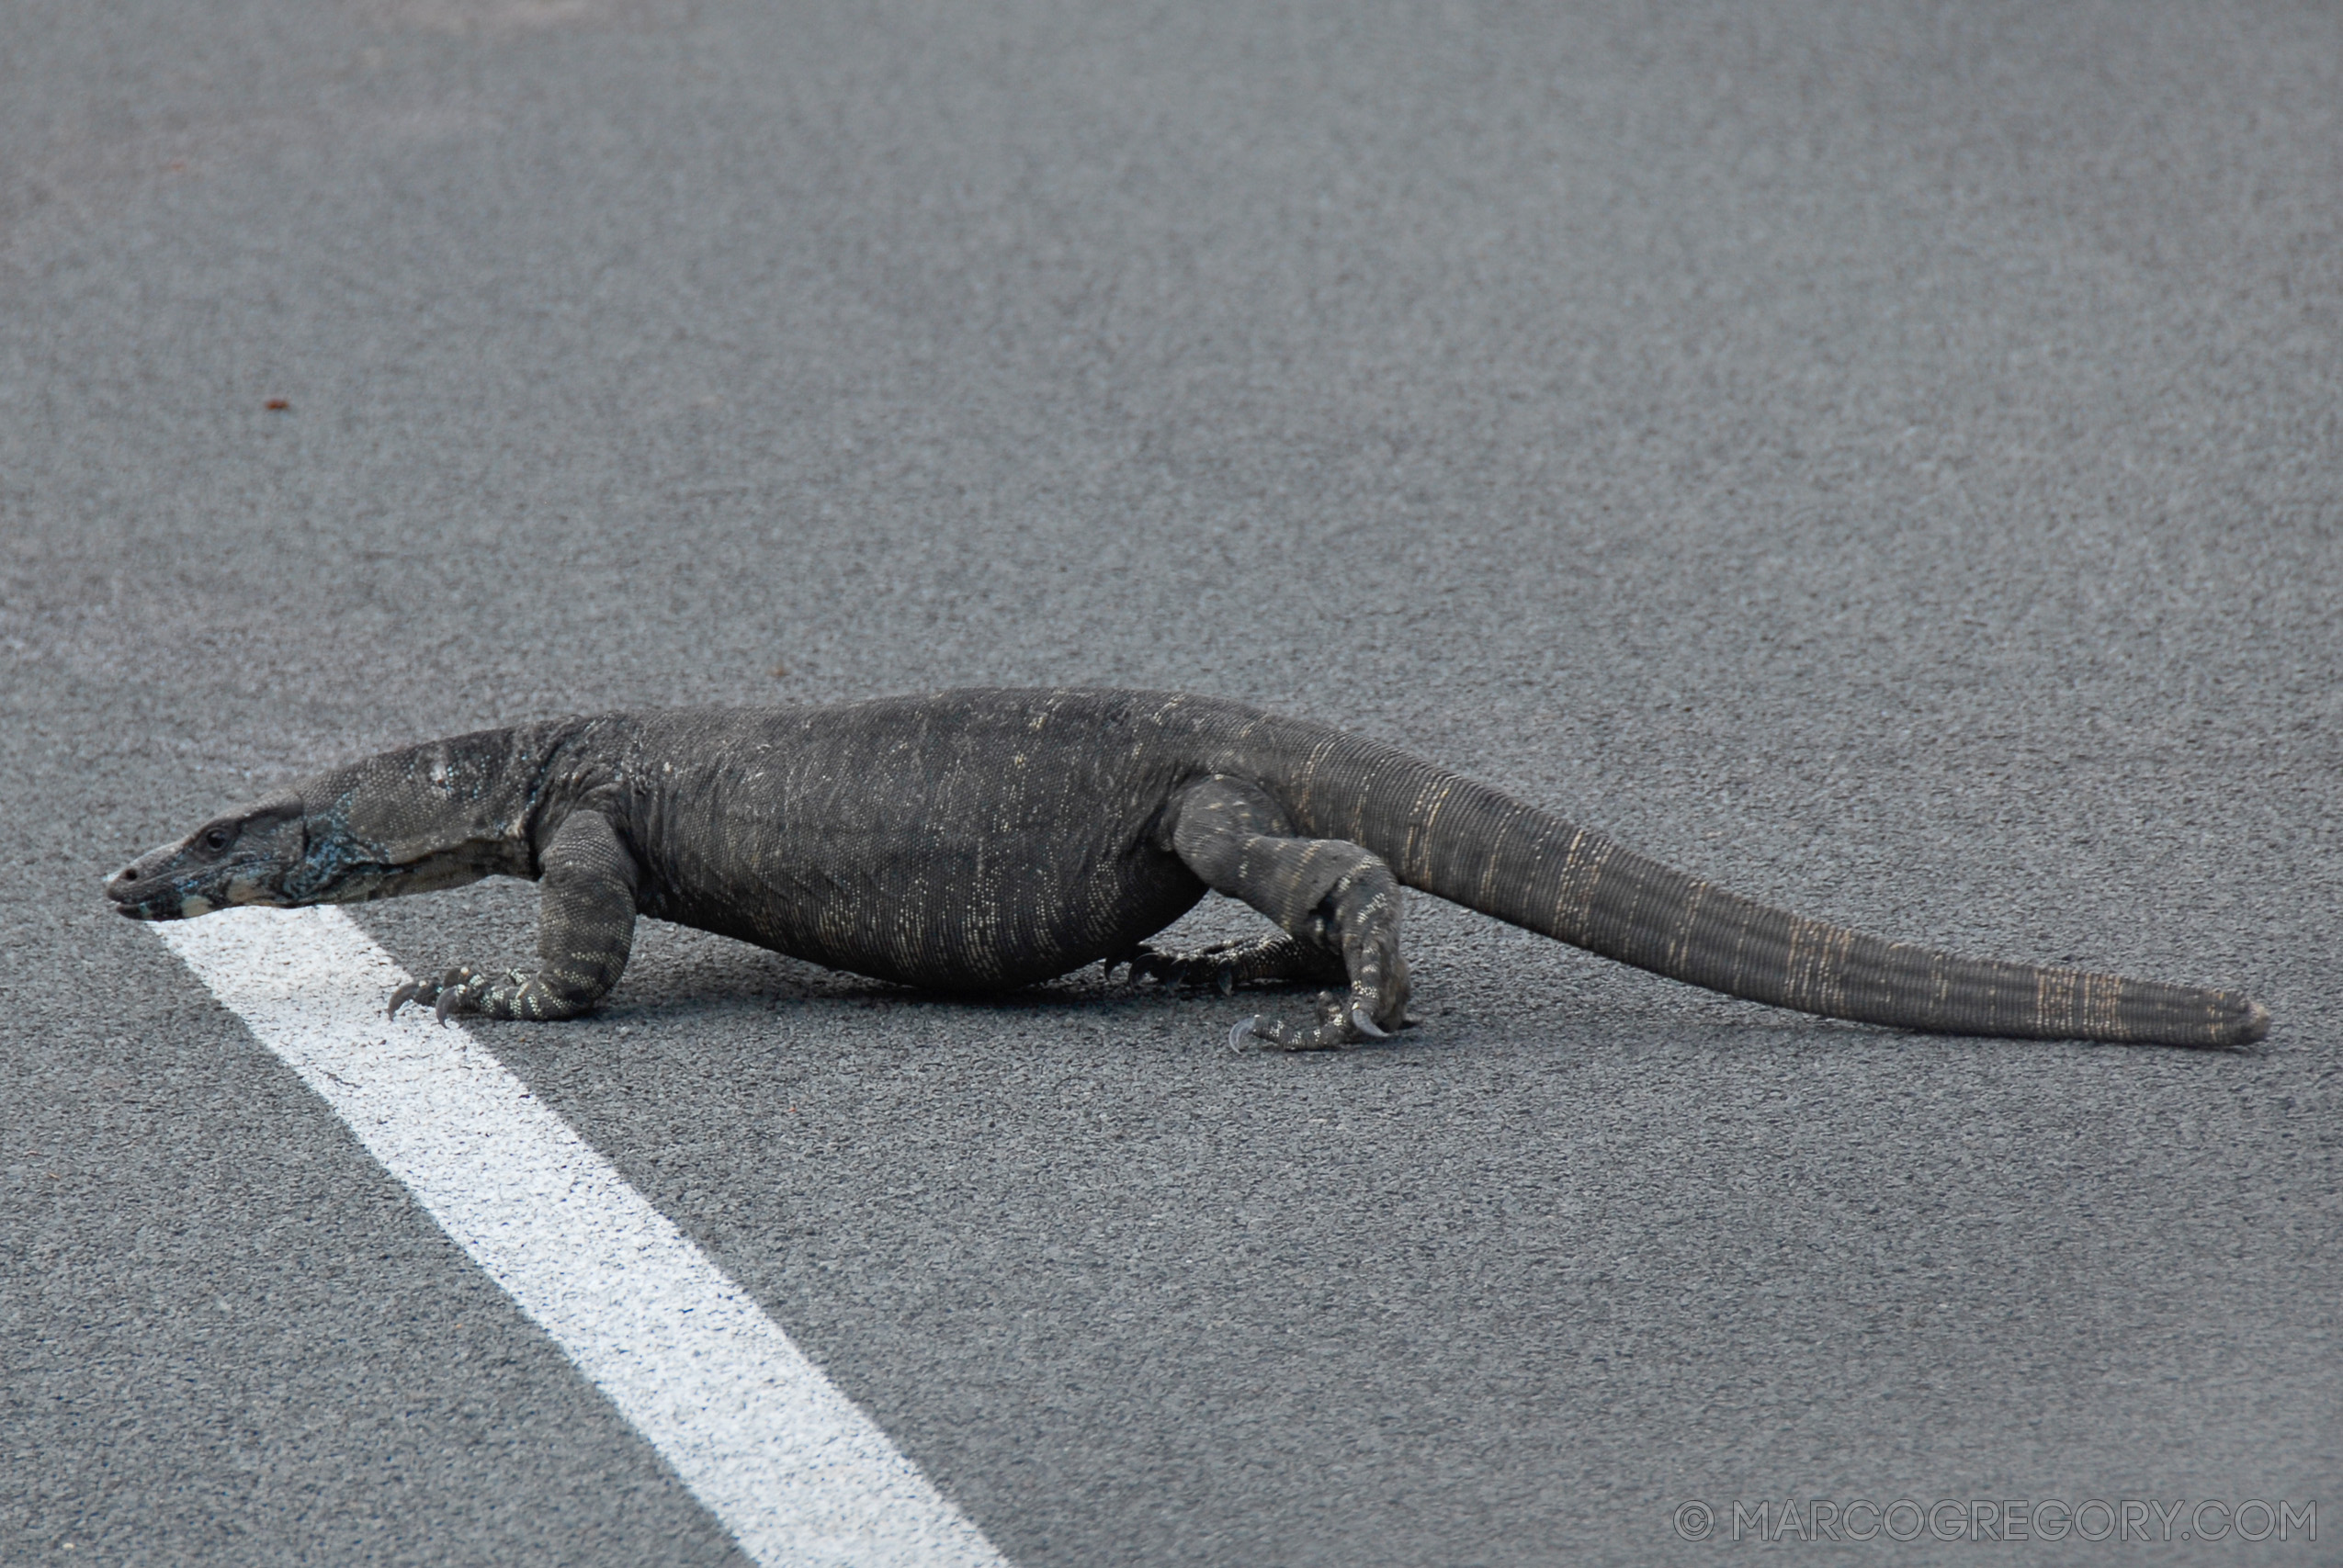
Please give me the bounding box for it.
[157,906,1008,1568]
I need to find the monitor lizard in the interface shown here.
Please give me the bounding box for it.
[105,688,2269,1049]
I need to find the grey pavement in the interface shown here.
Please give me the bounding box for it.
[4,0,2338,1562]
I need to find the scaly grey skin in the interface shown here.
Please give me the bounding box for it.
[106,689,2271,1050]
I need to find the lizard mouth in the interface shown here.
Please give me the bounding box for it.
[104,866,216,920]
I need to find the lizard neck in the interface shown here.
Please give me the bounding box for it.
[285,720,586,903]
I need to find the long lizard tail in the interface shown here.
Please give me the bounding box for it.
[1277,738,2268,1048]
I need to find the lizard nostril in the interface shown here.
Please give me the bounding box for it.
[119,867,140,882]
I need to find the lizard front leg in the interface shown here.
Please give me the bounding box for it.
[389,808,639,1022]
[1162,776,1411,1050]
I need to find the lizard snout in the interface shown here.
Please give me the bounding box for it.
[106,849,203,919]
[106,862,164,918]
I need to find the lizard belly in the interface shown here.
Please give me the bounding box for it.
[651,829,1207,991]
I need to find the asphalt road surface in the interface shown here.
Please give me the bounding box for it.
[6,1,2338,1563]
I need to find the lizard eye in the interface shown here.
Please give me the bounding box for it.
[203,827,234,852]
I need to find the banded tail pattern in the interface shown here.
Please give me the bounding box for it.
[1282,732,2267,1048]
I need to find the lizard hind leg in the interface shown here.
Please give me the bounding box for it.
[1162,776,1413,1050]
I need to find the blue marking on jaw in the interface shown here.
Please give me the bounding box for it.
[136,872,220,918]
[281,798,394,905]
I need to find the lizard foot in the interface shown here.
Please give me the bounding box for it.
[1240,988,1402,1051]
[389,965,521,1023]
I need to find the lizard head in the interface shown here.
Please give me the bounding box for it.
[106,793,310,919]
[107,737,534,919]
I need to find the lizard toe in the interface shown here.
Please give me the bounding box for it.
[1246,1001,1356,1051]
[429,965,490,1025]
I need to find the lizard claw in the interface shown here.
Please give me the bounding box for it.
[1228,1015,1259,1053]
[1350,1005,1387,1039]
[390,964,500,1024]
